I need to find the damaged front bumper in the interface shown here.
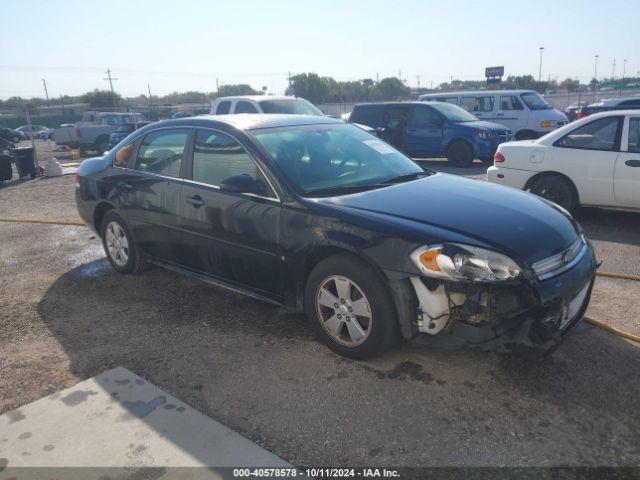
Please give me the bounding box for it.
[392,243,597,349]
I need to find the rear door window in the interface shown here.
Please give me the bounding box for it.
[216,101,231,114]
[460,96,495,113]
[628,118,640,153]
[349,105,385,128]
[135,129,190,178]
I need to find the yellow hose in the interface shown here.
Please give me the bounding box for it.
[1,217,639,343]
[0,218,85,226]
[584,316,640,343]
[596,271,640,282]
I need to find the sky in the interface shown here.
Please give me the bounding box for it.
[1,0,638,100]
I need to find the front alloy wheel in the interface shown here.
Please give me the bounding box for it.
[305,254,399,359]
[316,275,372,347]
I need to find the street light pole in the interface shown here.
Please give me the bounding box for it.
[538,47,544,82]
[621,59,627,95]
[593,55,599,102]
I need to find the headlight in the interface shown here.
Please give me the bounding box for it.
[540,120,552,128]
[410,244,521,282]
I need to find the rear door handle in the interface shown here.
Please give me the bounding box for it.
[185,195,205,208]
[625,159,640,167]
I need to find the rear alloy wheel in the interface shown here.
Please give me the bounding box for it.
[529,176,577,212]
[305,254,399,359]
[101,211,146,274]
[446,141,474,167]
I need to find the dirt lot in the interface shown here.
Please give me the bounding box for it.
[1,142,639,468]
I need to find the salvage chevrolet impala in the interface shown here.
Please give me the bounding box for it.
[76,114,597,358]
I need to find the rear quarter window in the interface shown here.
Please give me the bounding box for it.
[350,106,385,128]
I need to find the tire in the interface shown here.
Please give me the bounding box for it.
[304,254,399,359]
[100,211,146,274]
[528,175,577,212]
[446,140,474,167]
[95,137,110,155]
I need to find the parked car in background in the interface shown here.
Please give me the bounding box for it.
[76,114,596,358]
[349,101,512,166]
[565,101,589,121]
[420,90,568,140]
[578,96,640,119]
[53,111,145,154]
[109,121,152,148]
[488,110,640,212]
[0,127,26,143]
[16,124,50,140]
[210,95,323,116]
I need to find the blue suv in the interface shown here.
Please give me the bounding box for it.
[349,101,512,167]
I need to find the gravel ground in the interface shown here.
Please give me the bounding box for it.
[0,144,639,469]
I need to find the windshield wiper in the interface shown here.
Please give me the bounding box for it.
[305,183,383,196]
[380,171,431,184]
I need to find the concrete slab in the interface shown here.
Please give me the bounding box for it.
[0,367,290,477]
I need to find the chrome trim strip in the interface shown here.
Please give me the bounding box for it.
[534,243,588,281]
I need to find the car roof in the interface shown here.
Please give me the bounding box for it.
[354,101,427,107]
[420,90,536,96]
[212,96,304,102]
[149,114,340,131]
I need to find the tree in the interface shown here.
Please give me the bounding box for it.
[291,73,330,104]
[217,84,261,97]
[81,89,122,108]
[374,77,410,100]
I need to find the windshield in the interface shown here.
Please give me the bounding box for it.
[521,92,552,110]
[428,102,478,122]
[253,123,424,196]
[259,98,323,116]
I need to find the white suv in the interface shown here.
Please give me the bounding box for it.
[210,96,323,116]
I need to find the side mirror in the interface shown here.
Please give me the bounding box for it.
[220,173,266,195]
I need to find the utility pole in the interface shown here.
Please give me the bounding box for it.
[398,69,402,82]
[611,58,616,79]
[42,79,50,103]
[538,47,544,82]
[147,83,154,117]
[593,55,599,102]
[59,94,66,114]
[288,71,292,92]
[621,59,627,95]
[104,68,118,110]
[216,77,220,91]
[376,72,379,83]
[416,75,420,90]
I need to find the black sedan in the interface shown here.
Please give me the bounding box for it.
[76,115,596,358]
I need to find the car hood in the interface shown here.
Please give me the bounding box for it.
[456,120,510,132]
[318,173,579,264]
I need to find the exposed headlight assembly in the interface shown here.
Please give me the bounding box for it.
[410,244,521,282]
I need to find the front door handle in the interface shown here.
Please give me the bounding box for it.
[185,195,205,208]
[625,159,640,167]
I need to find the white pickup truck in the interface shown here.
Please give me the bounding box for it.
[53,111,145,154]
